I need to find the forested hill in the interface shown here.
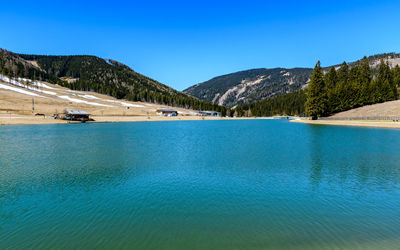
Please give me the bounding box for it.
[0,48,229,115]
[184,53,400,108]
[235,90,307,117]
[184,68,312,108]
[235,57,400,118]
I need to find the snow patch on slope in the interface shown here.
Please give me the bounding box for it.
[104,99,144,107]
[0,74,150,109]
[17,77,55,89]
[0,74,56,95]
[120,102,144,108]
[0,83,44,97]
[59,96,113,107]
[79,94,100,100]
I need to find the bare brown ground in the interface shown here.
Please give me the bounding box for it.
[0,83,187,117]
[292,119,400,129]
[291,99,400,129]
[0,114,256,126]
[0,80,258,126]
[329,100,400,118]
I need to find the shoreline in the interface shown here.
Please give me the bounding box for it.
[0,114,265,126]
[291,119,400,129]
[4,114,400,129]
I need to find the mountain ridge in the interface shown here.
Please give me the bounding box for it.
[184,52,400,107]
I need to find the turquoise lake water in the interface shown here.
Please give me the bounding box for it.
[1,120,400,249]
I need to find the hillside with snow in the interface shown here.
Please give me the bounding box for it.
[0,74,200,118]
[0,48,228,115]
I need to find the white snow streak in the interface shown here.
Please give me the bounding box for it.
[79,94,100,100]
[0,74,147,108]
[0,74,56,95]
[59,96,113,107]
[104,99,144,107]
[0,83,43,97]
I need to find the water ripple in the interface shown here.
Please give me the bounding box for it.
[1,121,400,248]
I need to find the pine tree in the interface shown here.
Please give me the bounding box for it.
[359,57,372,105]
[348,65,362,107]
[337,62,349,84]
[325,67,338,89]
[335,81,347,112]
[305,61,328,119]
[324,67,338,114]
[348,65,360,83]
[392,65,400,87]
[359,57,371,84]
[377,59,397,101]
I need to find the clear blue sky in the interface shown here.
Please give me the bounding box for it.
[1,0,400,90]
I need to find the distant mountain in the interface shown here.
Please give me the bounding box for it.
[0,48,228,114]
[184,53,400,108]
[184,68,312,108]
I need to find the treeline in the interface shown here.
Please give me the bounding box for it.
[0,49,57,82]
[0,50,231,116]
[235,57,400,118]
[62,78,230,115]
[235,90,306,117]
[25,55,231,115]
[0,61,51,81]
[306,58,400,119]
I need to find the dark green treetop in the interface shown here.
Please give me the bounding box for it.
[305,61,328,119]
[377,59,397,100]
[336,62,349,84]
[325,67,338,89]
[393,65,400,87]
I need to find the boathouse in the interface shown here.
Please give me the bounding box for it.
[63,109,90,121]
[156,108,178,116]
[199,111,221,117]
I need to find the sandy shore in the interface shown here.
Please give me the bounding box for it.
[292,119,400,129]
[1,79,260,126]
[3,114,400,129]
[0,114,261,126]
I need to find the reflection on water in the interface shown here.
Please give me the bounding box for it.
[306,124,400,190]
[1,120,400,249]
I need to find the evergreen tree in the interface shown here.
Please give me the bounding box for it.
[377,59,397,101]
[348,65,360,83]
[359,57,372,84]
[324,67,338,114]
[237,59,398,118]
[359,56,372,105]
[325,67,338,89]
[336,62,349,84]
[347,65,362,107]
[236,90,306,117]
[393,65,400,87]
[333,62,350,111]
[305,61,328,119]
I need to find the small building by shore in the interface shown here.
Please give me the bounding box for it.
[156,108,178,117]
[63,109,90,121]
[199,111,221,117]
